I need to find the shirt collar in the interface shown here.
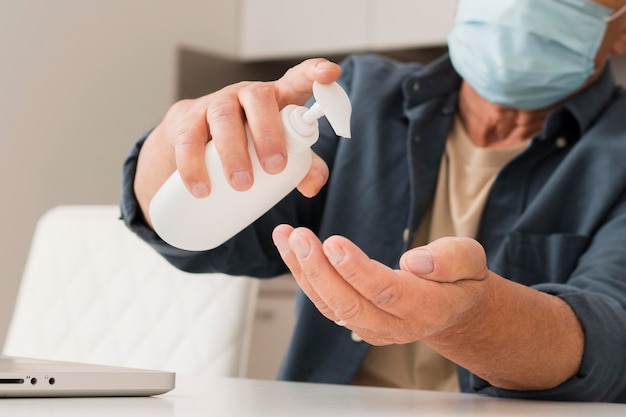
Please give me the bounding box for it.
[402,53,462,114]
[542,64,618,140]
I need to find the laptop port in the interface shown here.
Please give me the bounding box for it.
[0,379,24,384]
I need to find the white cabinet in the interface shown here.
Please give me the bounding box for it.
[199,0,455,61]
[239,0,369,60]
[369,0,456,50]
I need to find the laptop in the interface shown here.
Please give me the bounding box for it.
[0,355,175,397]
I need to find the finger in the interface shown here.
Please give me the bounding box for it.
[323,236,402,307]
[272,58,342,109]
[296,151,329,198]
[287,229,400,330]
[169,100,212,197]
[289,228,367,324]
[399,237,489,283]
[238,82,286,175]
[322,236,420,320]
[272,225,336,322]
[206,83,253,191]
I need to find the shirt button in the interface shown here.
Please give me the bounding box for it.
[414,134,421,143]
[402,228,410,244]
[413,81,420,92]
[441,107,455,116]
[555,137,567,149]
[351,332,363,343]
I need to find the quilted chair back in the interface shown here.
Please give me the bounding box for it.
[3,205,260,377]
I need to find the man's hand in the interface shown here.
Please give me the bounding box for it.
[272,224,584,391]
[271,225,490,345]
[134,59,342,225]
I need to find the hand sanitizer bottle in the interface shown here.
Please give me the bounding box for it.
[149,81,352,251]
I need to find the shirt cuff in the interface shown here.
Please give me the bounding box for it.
[119,128,167,247]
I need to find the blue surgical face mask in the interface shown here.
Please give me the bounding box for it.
[447,0,614,109]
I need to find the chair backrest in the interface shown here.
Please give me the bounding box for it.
[3,205,259,377]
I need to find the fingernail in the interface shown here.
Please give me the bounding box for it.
[324,241,345,264]
[262,153,286,174]
[334,320,347,327]
[191,182,209,198]
[231,171,253,189]
[273,232,290,256]
[351,332,364,343]
[290,230,311,260]
[404,249,434,274]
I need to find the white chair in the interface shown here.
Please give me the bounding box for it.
[3,205,260,377]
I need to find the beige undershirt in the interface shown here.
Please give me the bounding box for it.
[350,116,530,391]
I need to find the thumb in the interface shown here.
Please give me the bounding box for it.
[272,58,342,109]
[399,237,489,283]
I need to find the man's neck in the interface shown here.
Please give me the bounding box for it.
[457,82,554,149]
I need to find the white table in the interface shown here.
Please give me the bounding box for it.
[0,376,624,416]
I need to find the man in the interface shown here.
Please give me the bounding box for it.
[122,0,626,402]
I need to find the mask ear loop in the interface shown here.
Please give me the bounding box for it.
[605,4,626,22]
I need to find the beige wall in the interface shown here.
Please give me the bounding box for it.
[0,1,224,348]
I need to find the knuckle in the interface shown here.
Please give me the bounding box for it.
[335,260,362,284]
[168,98,193,116]
[172,122,196,145]
[238,82,274,104]
[370,283,399,308]
[171,125,203,153]
[171,129,196,152]
[334,300,361,322]
[303,263,326,284]
[207,100,241,127]
[316,303,336,320]
[166,101,199,142]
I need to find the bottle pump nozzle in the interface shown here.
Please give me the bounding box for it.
[302,82,352,138]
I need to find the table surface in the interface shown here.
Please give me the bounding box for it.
[0,376,624,416]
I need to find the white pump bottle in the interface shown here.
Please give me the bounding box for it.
[149,81,352,251]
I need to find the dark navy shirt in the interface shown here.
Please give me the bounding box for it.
[121,54,626,402]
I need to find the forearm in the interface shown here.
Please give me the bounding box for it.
[426,272,584,391]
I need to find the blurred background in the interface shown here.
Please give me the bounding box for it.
[1,0,624,378]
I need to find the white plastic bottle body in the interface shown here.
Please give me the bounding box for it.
[150,105,316,251]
